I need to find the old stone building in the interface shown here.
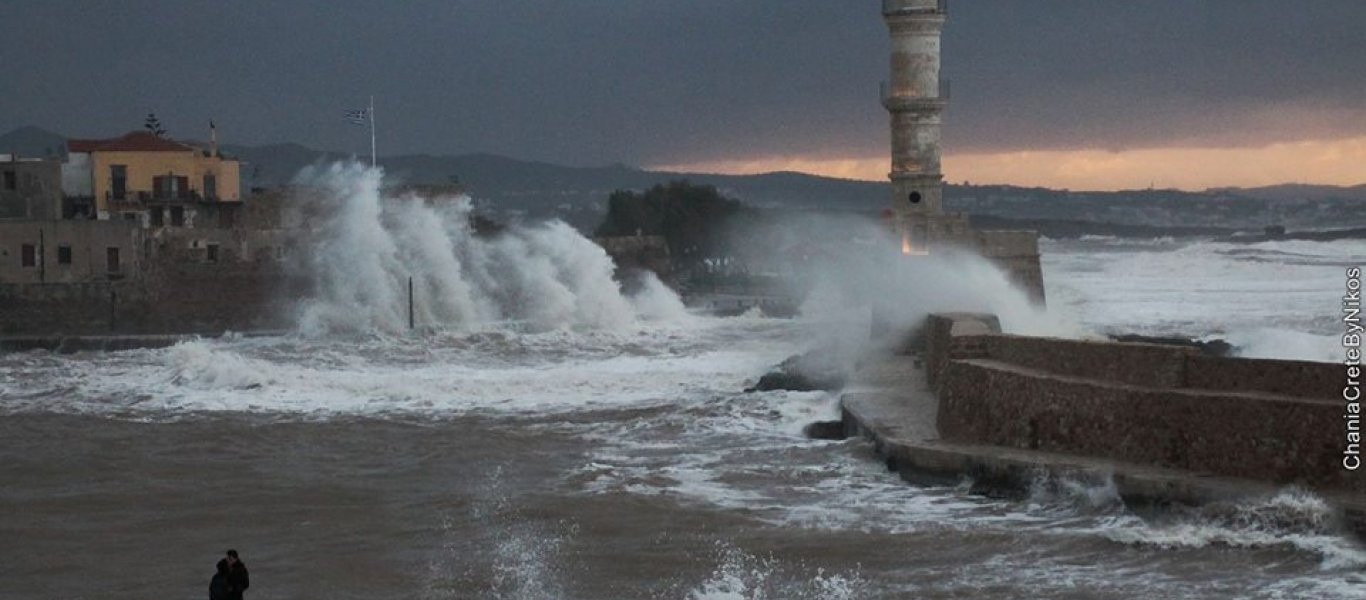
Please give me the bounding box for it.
[0,155,62,220]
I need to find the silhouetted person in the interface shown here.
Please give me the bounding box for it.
[209,561,234,600]
[215,550,250,600]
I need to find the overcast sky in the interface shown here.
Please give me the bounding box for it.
[3,1,1363,189]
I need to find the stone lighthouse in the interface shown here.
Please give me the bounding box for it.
[882,0,966,254]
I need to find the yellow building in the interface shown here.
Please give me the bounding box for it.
[66,131,240,221]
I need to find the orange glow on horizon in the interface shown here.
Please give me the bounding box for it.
[652,136,1366,191]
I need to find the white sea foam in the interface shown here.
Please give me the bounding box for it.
[0,316,796,418]
[685,544,865,600]
[1043,236,1362,362]
[1097,488,1366,570]
[1221,328,1340,363]
[290,162,685,335]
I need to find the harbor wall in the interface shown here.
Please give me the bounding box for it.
[923,313,1359,493]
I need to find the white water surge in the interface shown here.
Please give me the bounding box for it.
[292,162,686,335]
[1043,235,1362,362]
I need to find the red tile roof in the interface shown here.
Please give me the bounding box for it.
[67,131,196,153]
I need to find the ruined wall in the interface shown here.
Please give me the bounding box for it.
[925,313,1359,493]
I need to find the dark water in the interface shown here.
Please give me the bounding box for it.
[2,314,1364,599]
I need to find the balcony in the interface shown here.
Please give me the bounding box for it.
[883,0,947,17]
[881,79,950,112]
[105,190,218,206]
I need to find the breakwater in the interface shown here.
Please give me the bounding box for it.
[843,312,1364,534]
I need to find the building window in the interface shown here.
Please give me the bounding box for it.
[170,206,185,227]
[21,243,35,267]
[206,243,220,263]
[204,174,217,200]
[111,165,127,200]
[150,207,164,227]
[2,170,15,190]
[58,246,72,265]
[218,205,236,228]
[106,247,120,273]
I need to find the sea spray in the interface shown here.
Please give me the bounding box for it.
[684,543,865,600]
[781,219,1086,366]
[289,162,683,334]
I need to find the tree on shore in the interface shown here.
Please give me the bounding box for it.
[595,180,757,279]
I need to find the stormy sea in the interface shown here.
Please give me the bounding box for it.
[2,166,1363,599]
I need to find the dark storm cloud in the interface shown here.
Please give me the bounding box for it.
[2,1,1363,165]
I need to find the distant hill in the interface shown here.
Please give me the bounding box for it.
[4,126,1364,232]
[1208,183,1366,202]
[221,142,887,230]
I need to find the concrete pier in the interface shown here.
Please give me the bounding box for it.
[841,314,1366,536]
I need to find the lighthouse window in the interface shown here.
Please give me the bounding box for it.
[908,191,922,204]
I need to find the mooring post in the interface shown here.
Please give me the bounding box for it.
[408,276,414,330]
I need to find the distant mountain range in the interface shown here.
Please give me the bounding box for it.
[4,126,1364,234]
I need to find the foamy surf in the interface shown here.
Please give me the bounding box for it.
[1100,488,1366,570]
[290,162,693,335]
[1043,236,1361,362]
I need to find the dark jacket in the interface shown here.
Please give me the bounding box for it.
[216,559,250,599]
[209,571,233,600]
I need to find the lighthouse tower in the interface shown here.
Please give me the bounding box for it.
[882,0,964,253]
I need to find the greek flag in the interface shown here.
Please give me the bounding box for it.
[344,108,369,125]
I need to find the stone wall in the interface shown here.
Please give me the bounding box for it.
[923,312,998,387]
[1185,354,1341,399]
[982,334,1192,388]
[974,230,1045,305]
[0,220,146,285]
[0,274,302,336]
[925,313,1360,493]
[0,159,62,220]
[0,281,147,335]
[0,219,306,336]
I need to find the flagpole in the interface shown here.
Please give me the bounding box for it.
[369,95,377,168]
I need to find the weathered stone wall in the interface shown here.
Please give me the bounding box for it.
[975,230,1045,305]
[923,312,998,387]
[925,313,1360,493]
[0,159,62,220]
[0,274,302,336]
[0,220,146,285]
[983,335,1192,388]
[1185,354,1341,399]
[0,281,147,335]
[0,219,307,335]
